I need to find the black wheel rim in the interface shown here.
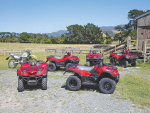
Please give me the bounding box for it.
[69,80,77,88]
[103,82,112,91]
[49,65,54,70]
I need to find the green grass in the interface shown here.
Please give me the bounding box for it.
[0,42,93,50]
[116,65,150,108]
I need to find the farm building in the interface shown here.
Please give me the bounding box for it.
[136,11,150,62]
[136,11,150,51]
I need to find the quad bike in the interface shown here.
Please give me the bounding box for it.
[64,63,119,94]
[6,50,37,68]
[109,50,138,68]
[46,52,79,71]
[86,50,103,66]
[17,60,47,92]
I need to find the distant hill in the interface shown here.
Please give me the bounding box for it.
[45,30,68,37]
[44,24,124,38]
[100,24,125,31]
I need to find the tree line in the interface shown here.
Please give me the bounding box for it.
[0,23,113,44]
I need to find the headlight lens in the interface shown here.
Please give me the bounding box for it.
[22,71,27,74]
[37,71,43,74]
[114,71,116,74]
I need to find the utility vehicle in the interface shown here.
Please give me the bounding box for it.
[86,50,103,66]
[46,52,79,71]
[109,50,138,68]
[64,63,119,94]
[17,60,47,92]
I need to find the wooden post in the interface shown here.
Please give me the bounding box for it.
[115,46,116,52]
[4,50,5,56]
[127,38,129,50]
[144,39,146,63]
[55,49,57,54]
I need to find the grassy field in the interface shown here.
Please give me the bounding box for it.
[0,43,94,50]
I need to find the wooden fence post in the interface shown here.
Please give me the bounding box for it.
[4,50,5,56]
[115,46,116,52]
[144,39,146,63]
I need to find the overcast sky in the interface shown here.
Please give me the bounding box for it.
[0,0,150,33]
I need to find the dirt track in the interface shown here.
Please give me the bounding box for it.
[0,69,149,113]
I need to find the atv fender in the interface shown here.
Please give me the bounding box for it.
[46,59,55,62]
[98,71,119,83]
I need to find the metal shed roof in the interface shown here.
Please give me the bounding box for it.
[136,11,150,20]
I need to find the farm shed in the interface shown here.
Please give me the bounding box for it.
[136,11,150,51]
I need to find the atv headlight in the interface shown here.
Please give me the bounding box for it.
[37,71,43,74]
[114,71,116,74]
[22,71,27,74]
[126,56,129,59]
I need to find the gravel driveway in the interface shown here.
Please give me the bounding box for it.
[0,68,149,113]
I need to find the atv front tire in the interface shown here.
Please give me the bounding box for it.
[18,78,24,92]
[8,59,17,68]
[87,61,90,67]
[48,63,56,71]
[122,59,128,68]
[66,63,74,69]
[99,78,116,94]
[66,76,81,91]
[131,61,137,67]
[42,78,47,90]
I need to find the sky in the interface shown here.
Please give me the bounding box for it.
[0,0,150,33]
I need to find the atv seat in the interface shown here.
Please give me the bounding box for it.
[54,56,64,59]
[77,66,94,72]
[117,53,122,56]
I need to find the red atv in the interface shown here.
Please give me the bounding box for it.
[64,63,119,94]
[109,50,138,68]
[17,61,48,92]
[86,50,103,66]
[46,52,79,71]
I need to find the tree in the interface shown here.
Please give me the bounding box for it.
[19,32,31,43]
[105,32,113,44]
[128,9,145,29]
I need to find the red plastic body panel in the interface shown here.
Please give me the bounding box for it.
[86,53,103,58]
[66,64,119,77]
[110,50,137,59]
[18,62,47,77]
[47,55,79,62]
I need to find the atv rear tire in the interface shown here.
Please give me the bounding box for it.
[42,78,47,90]
[131,61,137,67]
[87,61,90,67]
[66,63,74,69]
[18,78,24,92]
[66,76,81,91]
[48,63,56,71]
[8,59,17,68]
[99,78,116,94]
[122,59,128,68]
